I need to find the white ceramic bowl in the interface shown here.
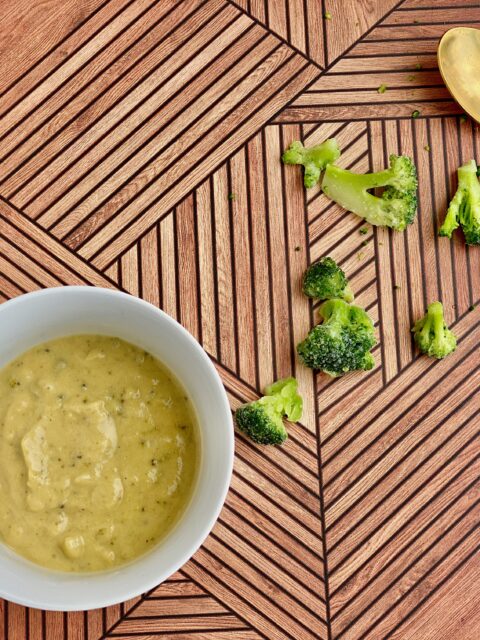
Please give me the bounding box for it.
[0,287,234,611]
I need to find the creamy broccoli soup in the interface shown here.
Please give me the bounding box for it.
[0,336,199,572]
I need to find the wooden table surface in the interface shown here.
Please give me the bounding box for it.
[0,0,479,638]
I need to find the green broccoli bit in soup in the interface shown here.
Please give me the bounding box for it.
[235,378,303,445]
[297,299,376,377]
[302,257,354,302]
[412,301,457,359]
[321,154,418,231]
[439,160,480,245]
[282,139,341,188]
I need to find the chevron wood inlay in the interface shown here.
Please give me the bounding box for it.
[275,2,480,123]
[0,0,479,638]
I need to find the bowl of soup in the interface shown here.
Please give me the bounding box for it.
[0,287,234,610]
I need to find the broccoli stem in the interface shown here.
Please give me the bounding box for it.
[430,302,447,353]
[322,164,399,227]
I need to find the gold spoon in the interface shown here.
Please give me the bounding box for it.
[438,27,480,124]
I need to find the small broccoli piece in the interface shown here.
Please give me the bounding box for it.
[321,154,418,230]
[439,160,480,245]
[302,257,354,302]
[412,301,457,359]
[297,299,376,376]
[282,139,341,188]
[235,377,303,445]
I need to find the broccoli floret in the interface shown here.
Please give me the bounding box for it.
[412,301,457,359]
[439,160,480,245]
[297,299,376,376]
[235,377,303,445]
[282,139,341,188]
[321,154,418,230]
[302,257,354,302]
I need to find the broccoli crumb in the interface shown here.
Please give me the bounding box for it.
[294,246,301,252]
[424,144,431,152]
[393,285,400,290]
[228,193,236,200]
[362,239,369,246]
[407,75,416,81]
[377,84,387,94]
[359,226,369,235]
[460,114,468,123]
[324,11,332,20]
[412,110,420,119]
[469,305,476,312]
[415,63,422,70]
[357,251,365,261]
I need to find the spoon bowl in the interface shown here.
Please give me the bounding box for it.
[438,27,480,124]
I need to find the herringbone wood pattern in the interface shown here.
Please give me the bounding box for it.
[0,0,478,638]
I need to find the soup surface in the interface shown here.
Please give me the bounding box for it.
[0,335,198,572]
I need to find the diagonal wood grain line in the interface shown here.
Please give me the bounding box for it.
[0,0,229,194]
[359,530,480,639]
[329,427,480,636]
[328,398,480,583]
[312,110,480,638]
[0,0,172,145]
[307,159,334,640]
[49,19,267,237]
[99,585,158,639]
[0,196,117,289]
[333,489,480,637]
[331,471,480,617]
[227,0,324,70]
[1,1,480,639]
[318,312,480,455]
[85,58,317,267]
[327,387,479,553]
[99,576,256,640]
[1,0,322,271]
[275,2,480,123]
[0,0,129,102]
[185,550,324,640]
[322,313,479,502]
[228,0,326,66]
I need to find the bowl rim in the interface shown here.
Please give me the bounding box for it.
[0,286,235,610]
